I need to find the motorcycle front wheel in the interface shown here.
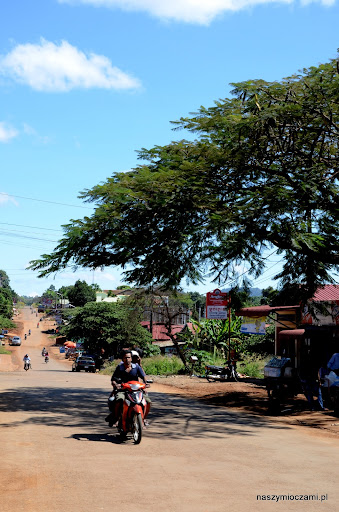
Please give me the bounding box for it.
[231,369,239,382]
[132,413,143,444]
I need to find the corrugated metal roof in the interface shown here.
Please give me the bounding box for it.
[312,285,339,302]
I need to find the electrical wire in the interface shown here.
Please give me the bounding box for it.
[0,222,63,232]
[0,192,93,210]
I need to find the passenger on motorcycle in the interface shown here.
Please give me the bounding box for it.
[105,350,151,427]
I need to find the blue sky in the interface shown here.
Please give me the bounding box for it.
[0,0,338,297]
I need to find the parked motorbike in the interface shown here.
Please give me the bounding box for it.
[24,361,31,371]
[109,381,148,444]
[205,359,239,382]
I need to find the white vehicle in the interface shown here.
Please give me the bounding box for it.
[11,336,21,346]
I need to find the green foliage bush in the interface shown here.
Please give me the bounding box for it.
[238,354,269,379]
[0,316,16,329]
[142,355,184,375]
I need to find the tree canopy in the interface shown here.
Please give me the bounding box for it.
[66,280,96,307]
[30,57,339,299]
[0,270,16,319]
[61,301,154,357]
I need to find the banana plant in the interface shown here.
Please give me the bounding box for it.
[189,316,243,356]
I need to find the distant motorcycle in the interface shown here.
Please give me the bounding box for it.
[45,355,49,363]
[24,361,31,371]
[205,360,240,382]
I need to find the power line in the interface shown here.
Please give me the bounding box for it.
[0,231,58,243]
[0,238,54,250]
[0,222,63,232]
[0,192,93,210]
[219,249,280,289]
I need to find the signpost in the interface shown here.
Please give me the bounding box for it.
[206,289,232,359]
[206,289,230,319]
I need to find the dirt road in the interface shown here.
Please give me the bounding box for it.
[1,307,338,512]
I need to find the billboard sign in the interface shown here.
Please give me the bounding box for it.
[206,289,230,319]
[240,316,266,335]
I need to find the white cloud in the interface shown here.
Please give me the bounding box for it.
[57,0,336,24]
[0,39,141,92]
[0,122,18,142]
[0,192,19,207]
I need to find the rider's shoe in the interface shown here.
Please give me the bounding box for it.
[105,413,115,427]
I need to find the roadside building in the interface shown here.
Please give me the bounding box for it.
[236,285,339,369]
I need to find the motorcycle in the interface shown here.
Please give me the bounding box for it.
[205,359,239,382]
[24,334,27,340]
[24,361,31,371]
[45,355,49,363]
[109,380,148,444]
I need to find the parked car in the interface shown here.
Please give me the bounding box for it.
[72,356,96,373]
[11,336,21,346]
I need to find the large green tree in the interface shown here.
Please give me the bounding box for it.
[67,280,96,307]
[30,57,339,300]
[61,301,154,356]
[0,270,16,318]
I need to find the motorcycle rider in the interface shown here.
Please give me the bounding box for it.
[105,350,151,427]
[42,347,46,356]
[23,354,31,369]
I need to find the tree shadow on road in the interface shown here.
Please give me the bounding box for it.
[0,386,291,441]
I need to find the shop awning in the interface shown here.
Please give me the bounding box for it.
[236,305,300,318]
[278,329,305,338]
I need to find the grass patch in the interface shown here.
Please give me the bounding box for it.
[0,346,11,355]
[142,355,184,375]
[100,355,185,376]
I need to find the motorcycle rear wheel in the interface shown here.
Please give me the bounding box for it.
[205,371,216,382]
[132,413,143,444]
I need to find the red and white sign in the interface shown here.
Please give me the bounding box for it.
[206,289,230,319]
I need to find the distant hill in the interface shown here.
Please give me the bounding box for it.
[222,287,263,297]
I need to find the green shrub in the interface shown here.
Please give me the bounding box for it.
[142,355,184,375]
[100,355,184,376]
[238,354,269,379]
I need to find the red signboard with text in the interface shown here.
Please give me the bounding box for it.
[206,289,230,319]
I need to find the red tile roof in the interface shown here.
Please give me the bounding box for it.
[141,322,195,341]
[312,285,339,302]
